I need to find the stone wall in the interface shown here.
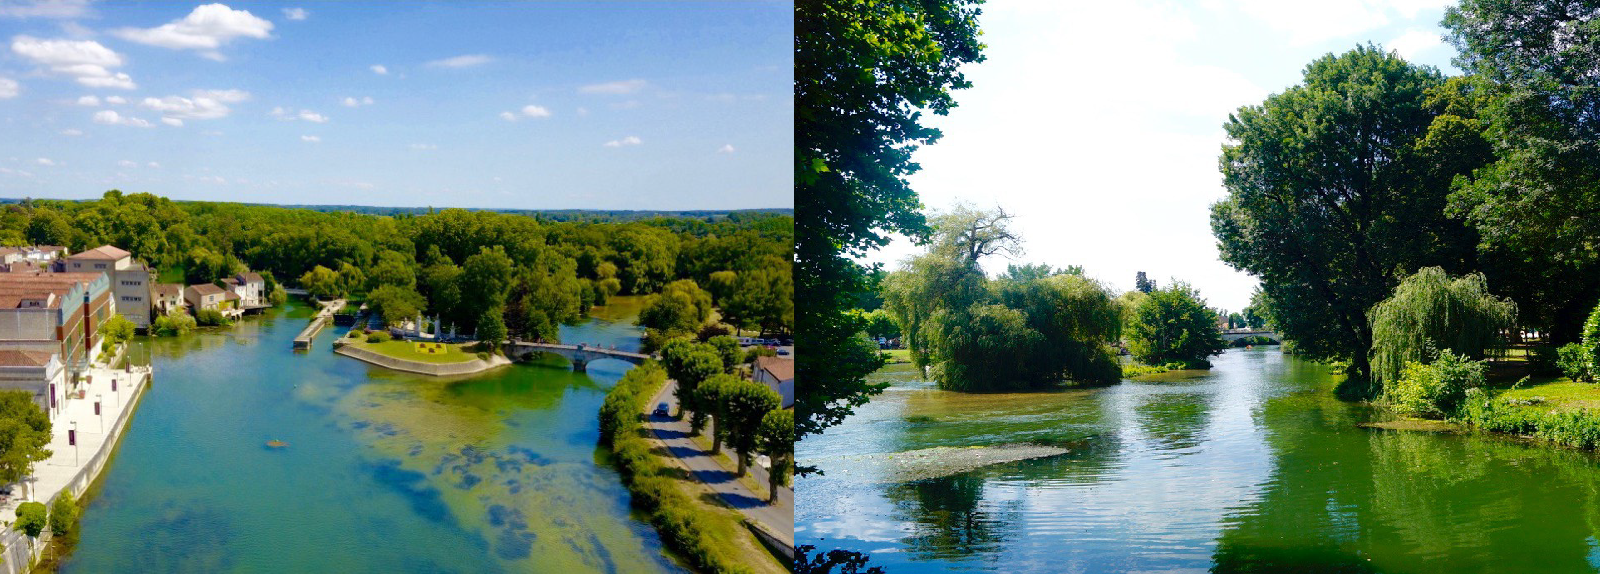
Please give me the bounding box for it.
[333,343,509,377]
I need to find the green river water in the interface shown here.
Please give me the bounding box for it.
[797,347,1600,573]
[57,298,682,573]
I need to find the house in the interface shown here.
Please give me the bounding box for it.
[0,246,68,273]
[0,350,66,420]
[753,356,794,408]
[152,283,184,316]
[184,283,227,312]
[0,271,113,377]
[64,245,153,330]
[227,272,266,307]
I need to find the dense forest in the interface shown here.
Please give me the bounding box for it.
[3,191,792,343]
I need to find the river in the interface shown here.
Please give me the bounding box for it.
[57,298,684,573]
[797,347,1600,573]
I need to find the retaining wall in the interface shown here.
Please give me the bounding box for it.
[333,343,509,377]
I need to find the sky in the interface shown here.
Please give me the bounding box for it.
[0,1,792,211]
[863,0,1463,313]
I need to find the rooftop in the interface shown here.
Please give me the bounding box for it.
[65,245,131,261]
[187,283,225,296]
[756,356,794,382]
[0,272,104,309]
[0,350,56,368]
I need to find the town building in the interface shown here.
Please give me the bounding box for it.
[0,350,66,420]
[152,283,184,316]
[63,245,153,330]
[226,272,266,308]
[0,272,114,419]
[184,283,227,312]
[753,356,794,408]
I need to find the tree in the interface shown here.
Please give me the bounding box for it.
[476,307,507,350]
[49,490,77,539]
[1211,45,1483,382]
[100,314,135,348]
[706,335,742,372]
[14,501,45,548]
[695,374,739,455]
[660,340,725,434]
[858,309,900,340]
[299,265,342,300]
[1369,267,1516,385]
[195,308,230,327]
[366,285,428,326]
[336,262,366,298]
[757,408,793,503]
[460,246,516,328]
[1135,272,1154,294]
[795,0,986,441]
[1443,2,1600,344]
[24,209,72,247]
[152,310,197,336]
[722,380,781,476]
[929,204,1022,265]
[1128,282,1228,368]
[0,391,52,497]
[638,280,713,336]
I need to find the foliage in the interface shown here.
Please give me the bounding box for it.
[194,308,230,327]
[49,490,77,537]
[660,340,726,434]
[757,408,793,502]
[1459,389,1600,451]
[14,501,45,539]
[1121,362,1170,379]
[1230,336,1279,347]
[695,375,738,455]
[476,307,507,350]
[299,265,343,299]
[856,308,900,340]
[696,323,731,341]
[100,314,135,347]
[637,279,714,338]
[1557,343,1593,383]
[706,335,742,372]
[0,391,51,489]
[1443,2,1600,343]
[1385,349,1487,418]
[1211,45,1485,381]
[743,346,778,364]
[1127,282,1227,369]
[795,0,985,441]
[366,331,391,344]
[721,380,782,476]
[365,285,427,326]
[152,310,196,337]
[1585,301,1600,381]
[1368,267,1517,384]
[596,362,756,574]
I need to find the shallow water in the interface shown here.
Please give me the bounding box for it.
[797,348,1600,573]
[59,298,682,573]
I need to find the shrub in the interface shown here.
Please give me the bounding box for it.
[49,490,77,537]
[1121,363,1170,378]
[1529,345,1562,376]
[743,346,777,364]
[696,323,731,341]
[366,331,391,343]
[194,308,230,327]
[1557,343,1593,382]
[1459,388,1600,451]
[1384,349,1486,418]
[348,330,362,338]
[152,311,197,337]
[476,351,490,361]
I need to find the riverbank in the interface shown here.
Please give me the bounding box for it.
[0,365,150,574]
[333,339,509,376]
[599,362,785,574]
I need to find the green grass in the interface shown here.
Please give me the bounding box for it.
[882,349,911,364]
[351,340,477,364]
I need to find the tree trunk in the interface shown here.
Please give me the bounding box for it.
[710,416,722,455]
[736,446,747,477]
[769,454,785,503]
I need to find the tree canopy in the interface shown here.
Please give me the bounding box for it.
[1127,282,1228,368]
[1368,267,1516,385]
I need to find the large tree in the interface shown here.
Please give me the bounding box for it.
[795,0,986,440]
[1369,267,1516,385]
[1126,282,1228,369]
[1211,45,1485,383]
[1443,0,1600,343]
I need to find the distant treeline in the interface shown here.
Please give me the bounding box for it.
[0,197,791,223]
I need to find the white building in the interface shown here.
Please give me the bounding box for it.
[753,356,794,408]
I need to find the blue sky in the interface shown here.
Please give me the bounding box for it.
[0,1,792,210]
[864,0,1463,312]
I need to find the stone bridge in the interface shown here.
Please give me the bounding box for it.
[1221,329,1280,343]
[505,340,653,372]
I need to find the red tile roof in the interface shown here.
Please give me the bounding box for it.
[0,350,56,367]
[65,245,131,260]
[187,283,225,296]
[756,356,794,382]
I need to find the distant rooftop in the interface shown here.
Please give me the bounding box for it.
[66,245,131,261]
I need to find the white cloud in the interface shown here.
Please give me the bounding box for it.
[117,160,136,167]
[341,96,374,107]
[195,89,249,103]
[104,95,126,105]
[10,35,136,89]
[497,111,515,122]
[409,143,437,150]
[300,135,320,143]
[1388,28,1443,61]
[0,78,16,98]
[299,110,327,122]
[162,117,183,127]
[92,109,151,127]
[113,3,273,60]
[0,0,91,19]
[282,7,307,20]
[76,94,98,106]
[370,64,387,75]
[59,128,82,136]
[35,157,54,166]
[271,107,328,122]
[147,162,160,168]
[603,135,642,148]
[520,104,550,118]
[425,54,491,68]
[576,107,588,117]
[579,79,647,95]
[141,94,232,120]
[718,144,735,154]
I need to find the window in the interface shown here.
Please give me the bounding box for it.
[94,263,106,269]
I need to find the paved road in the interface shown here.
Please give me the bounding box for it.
[646,380,793,544]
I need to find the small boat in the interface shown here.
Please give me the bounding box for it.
[266,440,288,448]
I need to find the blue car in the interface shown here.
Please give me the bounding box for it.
[654,402,670,417]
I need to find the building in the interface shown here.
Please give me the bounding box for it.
[0,272,113,378]
[184,283,227,312]
[152,283,184,316]
[63,245,153,330]
[0,246,68,274]
[226,272,266,307]
[753,356,794,408]
[0,350,66,419]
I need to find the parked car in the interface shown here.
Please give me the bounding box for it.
[653,402,670,417]
[777,348,790,356]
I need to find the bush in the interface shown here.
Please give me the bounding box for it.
[194,308,230,327]
[366,331,391,343]
[696,323,731,341]
[49,490,77,537]
[476,351,490,361]
[348,330,362,338]
[1557,343,1593,382]
[1121,362,1169,378]
[743,346,777,363]
[1459,388,1600,450]
[1529,345,1562,376]
[152,311,197,337]
[1586,301,1600,378]
[1384,349,1486,418]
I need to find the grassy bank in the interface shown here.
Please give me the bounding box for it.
[1455,376,1600,450]
[598,362,777,574]
[345,338,477,363]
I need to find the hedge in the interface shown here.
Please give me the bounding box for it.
[598,361,756,574]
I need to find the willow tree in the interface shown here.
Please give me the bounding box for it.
[1369,267,1516,385]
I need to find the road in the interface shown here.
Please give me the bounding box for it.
[646,379,793,545]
